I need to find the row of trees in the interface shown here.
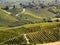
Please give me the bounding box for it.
[43,18,60,22]
[1,5,16,10]
[20,1,47,9]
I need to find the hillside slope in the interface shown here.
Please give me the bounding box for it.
[0,22,60,44]
[0,9,18,26]
[0,8,42,27]
[0,9,17,22]
[25,8,56,18]
[7,8,56,24]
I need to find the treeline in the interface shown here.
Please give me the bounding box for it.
[1,5,16,10]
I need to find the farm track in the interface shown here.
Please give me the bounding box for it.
[16,8,26,16]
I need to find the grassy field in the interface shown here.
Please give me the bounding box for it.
[0,9,18,26]
[0,9,17,22]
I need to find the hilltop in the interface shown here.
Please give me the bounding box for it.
[0,0,57,6]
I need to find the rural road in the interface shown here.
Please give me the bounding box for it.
[37,41,60,45]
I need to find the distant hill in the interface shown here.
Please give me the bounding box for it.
[0,0,57,6]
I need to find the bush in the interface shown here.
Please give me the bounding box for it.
[2,6,9,10]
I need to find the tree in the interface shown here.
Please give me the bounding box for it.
[3,6,9,10]
[20,3,23,5]
[43,18,47,22]
[13,5,16,9]
[32,0,35,3]
[47,18,52,22]
[40,3,46,8]
[55,19,60,22]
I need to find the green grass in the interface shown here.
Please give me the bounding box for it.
[0,9,17,22]
[0,9,19,26]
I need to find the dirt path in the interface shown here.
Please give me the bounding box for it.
[16,8,26,16]
[37,41,60,45]
[24,34,30,44]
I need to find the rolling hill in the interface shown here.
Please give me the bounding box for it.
[24,8,56,18]
[0,0,60,45]
[0,9,18,26]
[0,9,17,22]
[9,8,56,19]
[0,8,42,27]
[1,7,56,27]
[8,8,56,20]
[0,22,60,45]
[0,5,60,45]
[0,6,58,27]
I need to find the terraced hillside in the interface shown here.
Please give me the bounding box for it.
[0,22,60,45]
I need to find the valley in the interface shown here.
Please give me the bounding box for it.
[0,0,60,45]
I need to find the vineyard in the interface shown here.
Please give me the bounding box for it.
[0,2,60,45]
[0,22,60,45]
